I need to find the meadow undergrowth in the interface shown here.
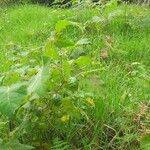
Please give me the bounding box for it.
[0,1,150,149]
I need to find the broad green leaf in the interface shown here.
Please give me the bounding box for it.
[55,20,71,33]
[76,38,90,46]
[0,140,33,150]
[4,72,21,85]
[0,83,26,118]
[55,20,83,33]
[63,61,71,80]
[75,56,91,67]
[70,47,85,59]
[56,38,75,48]
[51,69,62,84]
[28,66,50,96]
[44,42,59,60]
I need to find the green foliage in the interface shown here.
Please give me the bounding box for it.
[51,138,70,150]
[0,83,26,118]
[0,139,33,150]
[0,12,98,148]
[0,3,150,150]
[28,66,50,96]
[141,134,150,150]
[55,20,83,33]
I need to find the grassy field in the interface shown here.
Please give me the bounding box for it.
[0,3,150,150]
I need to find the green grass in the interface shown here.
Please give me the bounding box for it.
[0,5,99,72]
[0,3,150,150]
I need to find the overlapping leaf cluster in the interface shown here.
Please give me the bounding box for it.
[0,19,99,149]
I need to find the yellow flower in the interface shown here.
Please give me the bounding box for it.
[61,115,70,123]
[86,98,95,107]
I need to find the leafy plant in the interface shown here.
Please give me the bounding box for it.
[0,18,98,148]
[0,83,26,118]
[0,3,150,150]
[0,139,33,150]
